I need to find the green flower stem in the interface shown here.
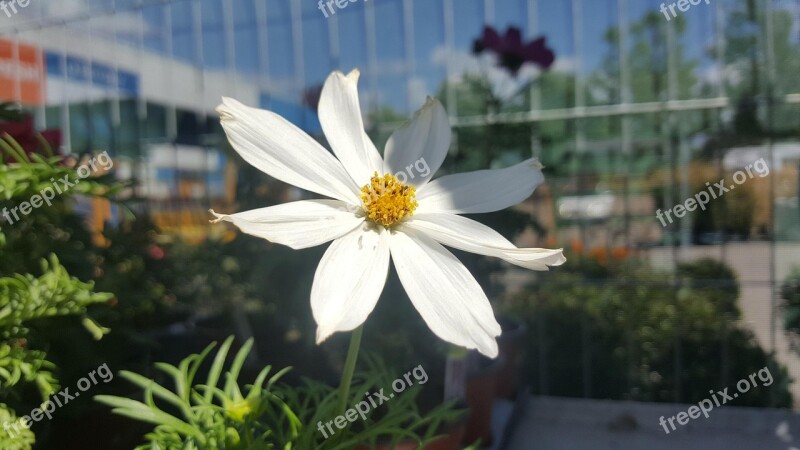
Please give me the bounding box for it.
[336,325,364,416]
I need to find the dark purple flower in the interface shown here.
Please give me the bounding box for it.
[473,26,555,75]
[301,84,323,110]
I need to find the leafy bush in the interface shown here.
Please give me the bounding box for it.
[504,256,792,407]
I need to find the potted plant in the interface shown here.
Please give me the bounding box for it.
[495,315,528,399]
[463,352,504,447]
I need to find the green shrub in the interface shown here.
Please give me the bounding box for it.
[505,256,792,407]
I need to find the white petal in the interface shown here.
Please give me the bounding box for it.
[210,200,362,250]
[217,97,360,204]
[318,70,383,184]
[312,225,390,343]
[404,213,566,270]
[390,229,501,358]
[416,159,545,214]
[383,97,451,187]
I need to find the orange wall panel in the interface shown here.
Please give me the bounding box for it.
[0,38,44,105]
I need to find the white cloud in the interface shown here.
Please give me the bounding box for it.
[698,63,744,89]
[41,0,87,18]
[35,0,148,38]
[407,77,429,109]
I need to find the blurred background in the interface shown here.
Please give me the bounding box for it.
[1,0,800,448]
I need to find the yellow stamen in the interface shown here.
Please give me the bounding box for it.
[360,172,418,227]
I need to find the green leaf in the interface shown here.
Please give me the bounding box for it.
[204,336,233,402]
[119,371,193,419]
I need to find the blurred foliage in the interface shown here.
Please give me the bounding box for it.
[92,217,177,328]
[98,337,463,450]
[676,259,740,315]
[503,254,792,407]
[0,137,123,280]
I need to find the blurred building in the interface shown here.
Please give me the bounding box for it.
[0,0,796,244]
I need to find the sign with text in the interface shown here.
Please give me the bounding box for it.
[0,38,44,105]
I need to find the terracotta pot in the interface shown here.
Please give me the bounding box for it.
[462,353,503,447]
[495,316,528,400]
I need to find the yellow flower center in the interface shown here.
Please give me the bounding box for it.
[360,172,418,227]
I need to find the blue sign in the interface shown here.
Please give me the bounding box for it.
[44,52,63,76]
[118,70,138,95]
[44,50,140,96]
[65,55,89,82]
[91,62,114,88]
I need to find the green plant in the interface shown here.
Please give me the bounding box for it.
[98,337,465,450]
[97,336,297,450]
[0,245,112,450]
[0,404,35,450]
[0,256,111,394]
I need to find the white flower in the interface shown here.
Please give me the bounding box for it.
[211,69,565,358]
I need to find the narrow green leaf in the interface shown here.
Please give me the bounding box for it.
[204,336,233,401]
